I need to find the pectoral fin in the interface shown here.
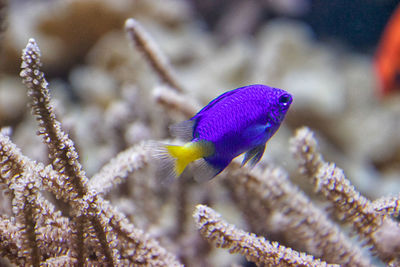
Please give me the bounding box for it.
[242,144,266,167]
[242,122,272,146]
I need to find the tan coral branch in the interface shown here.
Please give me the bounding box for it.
[20,38,118,266]
[100,200,183,266]
[0,133,71,265]
[291,126,400,265]
[194,204,338,267]
[372,195,400,216]
[0,216,23,266]
[153,85,200,118]
[41,255,77,267]
[13,174,41,267]
[224,162,374,267]
[125,18,184,92]
[20,38,88,199]
[89,141,152,195]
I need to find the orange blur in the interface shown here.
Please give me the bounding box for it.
[375,4,400,96]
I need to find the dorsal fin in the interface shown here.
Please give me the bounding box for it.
[169,120,195,141]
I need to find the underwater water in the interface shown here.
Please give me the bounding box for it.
[0,0,399,266]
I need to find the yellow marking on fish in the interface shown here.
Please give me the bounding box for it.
[166,142,213,176]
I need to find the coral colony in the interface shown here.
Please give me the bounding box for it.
[0,1,399,266]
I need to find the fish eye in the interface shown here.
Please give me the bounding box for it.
[278,94,292,107]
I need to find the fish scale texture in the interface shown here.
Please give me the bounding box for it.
[192,84,292,171]
[194,85,288,142]
[162,84,292,180]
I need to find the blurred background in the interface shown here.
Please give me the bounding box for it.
[1,0,400,215]
[188,0,397,50]
[0,1,399,265]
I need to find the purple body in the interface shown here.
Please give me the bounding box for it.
[190,84,292,175]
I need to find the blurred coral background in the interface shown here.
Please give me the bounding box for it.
[0,0,399,266]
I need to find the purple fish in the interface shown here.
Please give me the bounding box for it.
[162,84,292,181]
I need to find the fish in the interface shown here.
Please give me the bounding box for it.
[159,84,293,181]
[375,3,400,96]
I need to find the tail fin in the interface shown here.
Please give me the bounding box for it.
[165,142,214,177]
[151,141,214,181]
[165,145,192,176]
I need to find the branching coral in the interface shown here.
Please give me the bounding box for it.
[0,38,182,266]
[125,18,183,93]
[222,162,373,266]
[0,6,399,266]
[291,127,400,266]
[194,204,338,267]
[88,141,152,195]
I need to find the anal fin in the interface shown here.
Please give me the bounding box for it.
[190,158,220,182]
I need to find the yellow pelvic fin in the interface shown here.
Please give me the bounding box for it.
[166,142,213,177]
